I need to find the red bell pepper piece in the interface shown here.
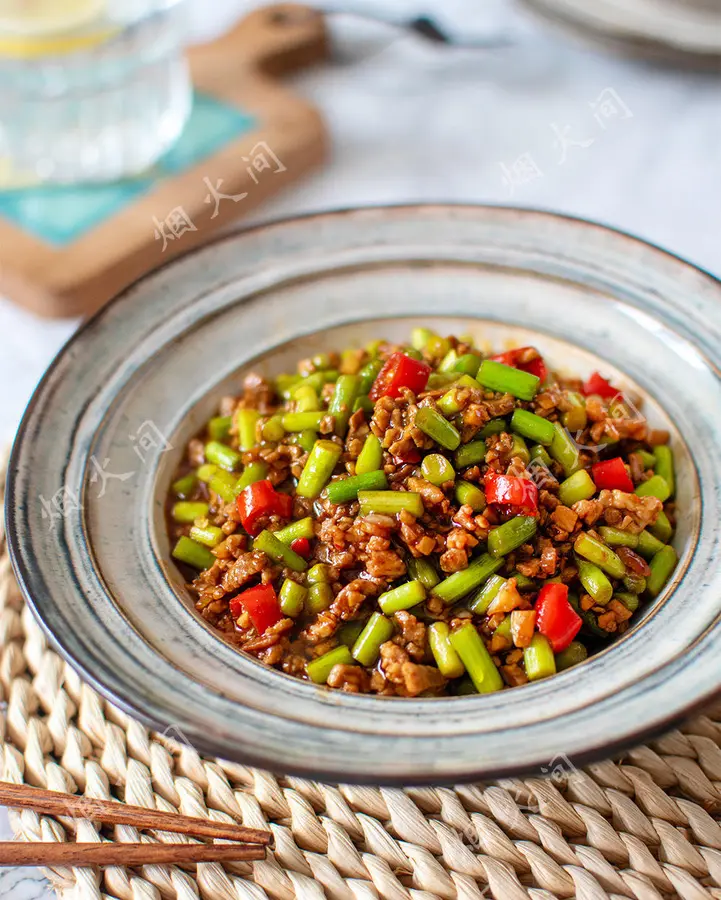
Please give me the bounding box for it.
[484,471,539,516]
[290,537,311,559]
[236,480,291,536]
[522,356,548,383]
[230,584,283,634]
[535,583,582,653]
[591,457,634,493]
[369,352,431,401]
[582,371,619,399]
[491,347,548,384]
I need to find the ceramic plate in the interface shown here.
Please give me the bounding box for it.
[6,205,721,785]
[522,0,721,68]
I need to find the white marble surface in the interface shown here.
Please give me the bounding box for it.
[2,0,721,895]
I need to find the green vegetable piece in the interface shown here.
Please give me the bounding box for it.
[635,474,671,503]
[208,415,232,442]
[623,572,646,594]
[275,372,302,399]
[477,359,540,401]
[358,490,423,517]
[356,434,383,475]
[649,510,673,543]
[378,580,426,615]
[279,579,307,617]
[282,411,325,432]
[455,440,486,469]
[646,545,678,597]
[352,612,395,666]
[235,461,269,493]
[637,529,666,559]
[555,640,588,672]
[429,622,466,678]
[307,582,333,613]
[426,334,451,359]
[576,559,613,605]
[296,440,343,499]
[196,463,218,483]
[455,676,478,695]
[411,326,433,350]
[421,453,455,486]
[327,471,388,504]
[294,384,320,413]
[337,619,367,647]
[306,646,355,685]
[511,408,555,446]
[454,353,481,377]
[469,574,506,615]
[426,372,459,390]
[437,375,481,415]
[487,516,537,558]
[307,563,331,584]
[262,415,286,442]
[549,422,581,477]
[614,592,640,612]
[530,444,553,468]
[511,434,530,465]
[494,615,512,640]
[636,449,656,469]
[407,556,440,590]
[172,501,209,523]
[329,374,361,434]
[358,359,383,394]
[455,480,486,511]
[523,634,556,681]
[574,532,626,579]
[561,392,587,433]
[235,409,260,451]
[438,348,459,372]
[558,469,596,507]
[209,471,237,504]
[652,445,674,497]
[189,524,223,547]
[205,441,242,472]
[172,536,215,570]
[415,407,461,451]
[254,529,308,572]
[449,622,504,693]
[598,526,638,549]
[171,473,197,499]
[274,516,315,544]
[513,572,537,591]
[432,553,503,605]
[479,418,507,439]
[352,395,374,415]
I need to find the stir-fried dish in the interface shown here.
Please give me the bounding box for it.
[167,329,678,696]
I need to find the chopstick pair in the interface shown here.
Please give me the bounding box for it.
[0,781,271,867]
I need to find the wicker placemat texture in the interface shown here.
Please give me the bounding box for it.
[1,454,721,900]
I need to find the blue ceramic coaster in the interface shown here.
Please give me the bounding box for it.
[0,93,256,246]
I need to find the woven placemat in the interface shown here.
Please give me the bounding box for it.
[2,453,721,900]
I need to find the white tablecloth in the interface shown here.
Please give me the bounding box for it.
[2,1,720,894]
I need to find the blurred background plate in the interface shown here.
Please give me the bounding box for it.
[523,0,721,68]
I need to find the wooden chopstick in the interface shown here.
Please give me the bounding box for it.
[0,842,266,867]
[0,782,271,846]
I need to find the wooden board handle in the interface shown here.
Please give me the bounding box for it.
[189,3,329,81]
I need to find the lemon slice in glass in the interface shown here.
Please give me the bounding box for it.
[0,0,117,57]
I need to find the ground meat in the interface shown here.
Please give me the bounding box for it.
[378,643,446,697]
[214,551,268,596]
[327,664,371,693]
[330,578,380,620]
[393,611,426,661]
[552,505,579,533]
[598,490,662,534]
[366,550,406,579]
[572,498,605,526]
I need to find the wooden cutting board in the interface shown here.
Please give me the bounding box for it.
[0,4,329,318]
